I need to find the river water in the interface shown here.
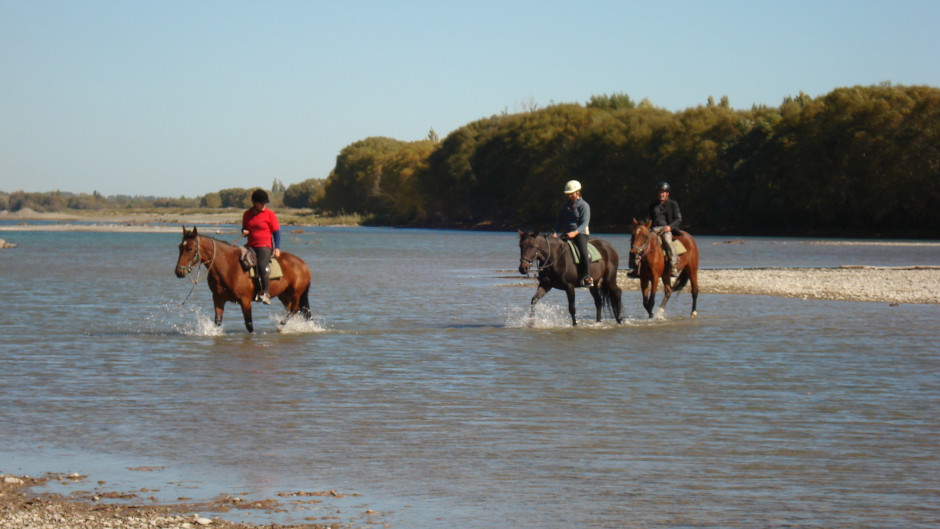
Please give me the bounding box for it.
[0,226,938,528]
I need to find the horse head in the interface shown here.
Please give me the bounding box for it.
[175,226,201,277]
[517,229,542,276]
[629,218,656,267]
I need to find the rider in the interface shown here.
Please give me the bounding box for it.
[553,179,593,287]
[242,189,281,305]
[648,181,682,277]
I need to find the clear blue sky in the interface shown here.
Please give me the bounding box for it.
[2,0,938,198]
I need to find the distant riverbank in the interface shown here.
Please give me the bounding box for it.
[5,209,939,305]
[0,207,360,231]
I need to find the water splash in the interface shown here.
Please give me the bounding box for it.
[120,302,225,336]
[170,304,224,336]
[504,303,575,328]
[274,312,328,334]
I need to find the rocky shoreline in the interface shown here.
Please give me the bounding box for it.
[615,266,940,305]
[1,474,351,529]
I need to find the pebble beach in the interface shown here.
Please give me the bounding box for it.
[617,266,940,305]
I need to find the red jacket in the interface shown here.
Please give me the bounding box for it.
[242,208,280,248]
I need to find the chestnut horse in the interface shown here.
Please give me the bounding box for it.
[628,219,699,318]
[175,227,312,332]
[518,230,623,326]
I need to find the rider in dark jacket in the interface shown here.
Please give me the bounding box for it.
[647,181,681,277]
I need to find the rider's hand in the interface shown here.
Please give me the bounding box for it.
[274,248,281,258]
[566,230,579,239]
[242,229,250,237]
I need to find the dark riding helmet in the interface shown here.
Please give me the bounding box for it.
[656,181,671,193]
[251,189,269,204]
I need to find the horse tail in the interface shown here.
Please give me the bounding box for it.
[299,283,311,319]
[672,271,689,292]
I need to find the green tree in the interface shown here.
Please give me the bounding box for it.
[283,178,326,208]
[218,188,250,208]
[587,92,636,110]
[200,193,222,208]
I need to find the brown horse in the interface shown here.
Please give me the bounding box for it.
[518,230,623,326]
[628,219,699,318]
[175,227,312,332]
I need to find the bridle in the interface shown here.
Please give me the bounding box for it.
[520,234,560,274]
[176,235,217,277]
[630,227,655,272]
[177,234,218,306]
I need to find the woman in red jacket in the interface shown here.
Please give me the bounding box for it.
[242,189,281,304]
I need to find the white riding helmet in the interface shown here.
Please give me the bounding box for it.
[564,180,582,194]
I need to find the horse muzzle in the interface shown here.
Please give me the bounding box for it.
[519,258,532,276]
[175,266,189,278]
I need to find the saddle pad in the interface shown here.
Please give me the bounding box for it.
[673,240,687,255]
[248,257,284,279]
[566,240,602,264]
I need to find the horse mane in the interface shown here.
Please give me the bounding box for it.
[202,234,240,249]
[185,228,242,251]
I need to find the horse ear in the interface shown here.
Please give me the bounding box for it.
[192,226,198,234]
[632,218,638,226]
[517,229,525,236]
[643,219,652,228]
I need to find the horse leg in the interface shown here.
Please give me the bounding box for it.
[640,279,654,318]
[565,286,578,326]
[276,286,297,325]
[529,284,551,322]
[239,299,254,333]
[211,294,226,328]
[589,286,603,322]
[689,269,699,317]
[610,285,623,324]
[658,275,674,316]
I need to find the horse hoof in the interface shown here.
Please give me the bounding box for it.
[691,310,698,318]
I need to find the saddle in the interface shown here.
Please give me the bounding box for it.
[565,240,602,264]
[666,240,688,256]
[239,247,284,279]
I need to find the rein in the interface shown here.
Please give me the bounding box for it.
[630,229,655,273]
[178,235,218,306]
[521,234,561,274]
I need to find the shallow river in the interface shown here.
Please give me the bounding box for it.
[1,227,938,528]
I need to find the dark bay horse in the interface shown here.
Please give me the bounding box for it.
[518,230,623,326]
[175,227,312,332]
[628,219,699,318]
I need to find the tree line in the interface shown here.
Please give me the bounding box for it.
[3,84,938,238]
[315,84,939,237]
